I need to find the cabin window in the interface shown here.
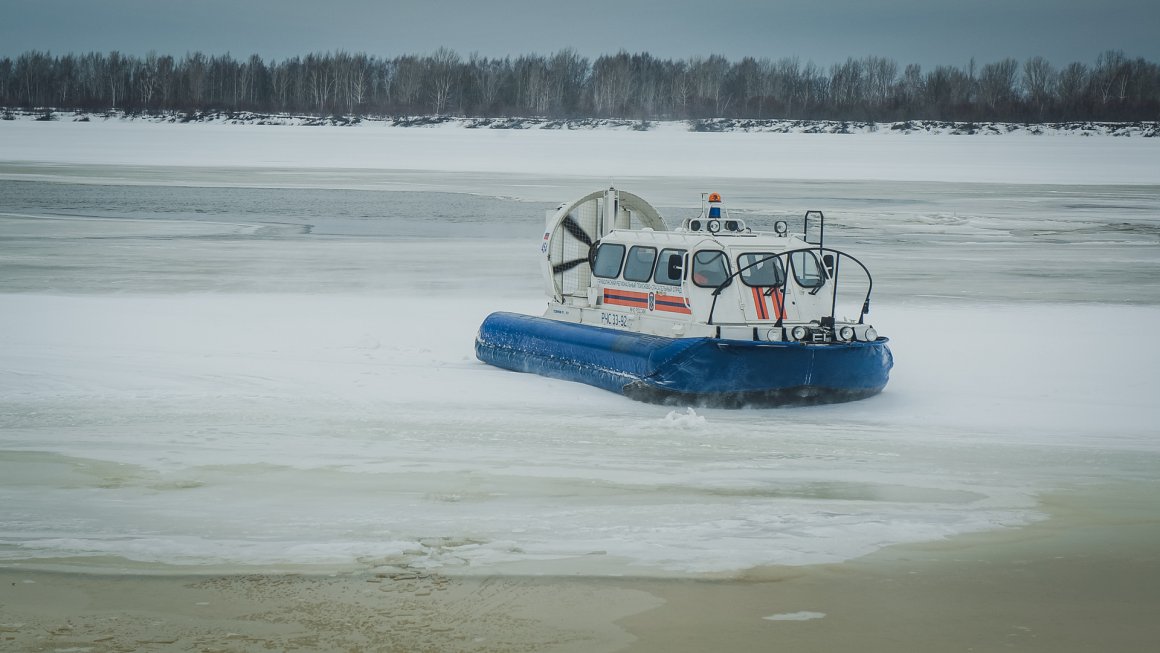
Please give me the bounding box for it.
[653,248,687,286]
[592,243,625,278]
[623,246,658,282]
[739,253,786,287]
[790,250,825,288]
[692,250,731,288]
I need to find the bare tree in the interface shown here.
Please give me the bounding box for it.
[592,52,634,116]
[547,48,588,116]
[427,47,460,115]
[1022,56,1056,118]
[799,61,827,116]
[156,54,175,109]
[829,57,867,116]
[0,58,12,103]
[469,53,503,115]
[2,48,1157,122]
[865,56,898,114]
[183,52,207,109]
[767,57,802,118]
[688,55,730,116]
[15,51,53,107]
[1093,49,1126,106]
[978,58,1018,116]
[668,60,691,118]
[1056,62,1089,117]
[347,53,370,113]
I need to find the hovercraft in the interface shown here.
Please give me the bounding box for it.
[475,188,892,408]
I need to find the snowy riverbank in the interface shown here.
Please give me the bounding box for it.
[2,111,1158,185]
[5,107,1159,138]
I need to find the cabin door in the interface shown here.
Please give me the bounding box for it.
[718,251,783,325]
[685,249,748,325]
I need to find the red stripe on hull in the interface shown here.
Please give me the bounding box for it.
[604,289,690,314]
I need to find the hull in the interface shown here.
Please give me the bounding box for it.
[475,312,893,408]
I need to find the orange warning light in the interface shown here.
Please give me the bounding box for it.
[708,192,722,202]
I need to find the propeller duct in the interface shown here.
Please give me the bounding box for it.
[552,214,596,274]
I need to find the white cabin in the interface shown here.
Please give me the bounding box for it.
[541,188,878,344]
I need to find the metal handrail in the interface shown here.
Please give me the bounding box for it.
[804,210,825,248]
[706,247,873,328]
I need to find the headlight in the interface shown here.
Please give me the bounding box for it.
[863,327,878,341]
[708,219,721,233]
[791,325,809,341]
[839,326,855,341]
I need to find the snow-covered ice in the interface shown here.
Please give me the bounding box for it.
[2,116,1158,185]
[764,612,827,622]
[0,120,1157,575]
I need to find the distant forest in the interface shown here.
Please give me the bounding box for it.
[2,48,1158,123]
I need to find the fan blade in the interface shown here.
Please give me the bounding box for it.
[560,215,594,248]
[553,257,588,273]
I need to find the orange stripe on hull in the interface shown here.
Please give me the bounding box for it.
[749,287,786,321]
[605,296,646,308]
[603,289,691,314]
[770,288,786,320]
[750,286,768,320]
[653,293,691,315]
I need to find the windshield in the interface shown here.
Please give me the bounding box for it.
[739,253,786,287]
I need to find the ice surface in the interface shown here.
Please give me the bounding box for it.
[2,118,1159,185]
[3,290,1156,573]
[764,612,827,621]
[0,123,1158,575]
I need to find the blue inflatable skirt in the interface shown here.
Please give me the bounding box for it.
[475,312,892,408]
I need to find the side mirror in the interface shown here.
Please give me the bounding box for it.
[667,253,684,280]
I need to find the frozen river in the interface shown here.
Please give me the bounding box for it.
[2,141,1159,575]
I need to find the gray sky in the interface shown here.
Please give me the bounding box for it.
[3,0,1158,68]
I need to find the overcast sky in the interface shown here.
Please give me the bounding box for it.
[4,0,1158,68]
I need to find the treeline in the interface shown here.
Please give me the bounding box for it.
[2,48,1158,122]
